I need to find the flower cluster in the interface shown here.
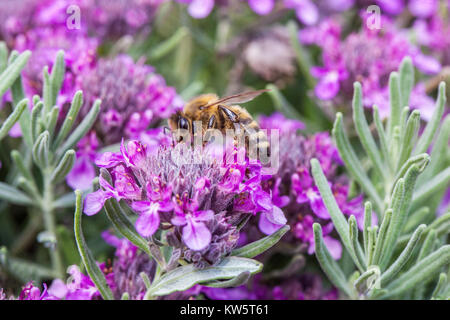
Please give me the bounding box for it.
[249,112,366,260]
[83,139,286,268]
[300,16,441,119]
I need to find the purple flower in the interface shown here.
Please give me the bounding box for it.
[85,139,284,268]
[301,16,441,119]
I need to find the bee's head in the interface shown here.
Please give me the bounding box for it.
[168,111,191,143]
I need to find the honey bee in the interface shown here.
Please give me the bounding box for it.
[168,89,270,158]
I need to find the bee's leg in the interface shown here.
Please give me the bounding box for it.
[218,105,238,122]
[207,115,216,129]
[163,126,171,135]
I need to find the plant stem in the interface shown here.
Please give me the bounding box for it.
[41,169,64,279]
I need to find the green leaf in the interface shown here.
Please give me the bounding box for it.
[431,273,448,299]
[49,50,65,108]
[387,72,401,139]
[148,26,188,60]
[412,166,450,208]
[0,182,34,205]
[363,202,372,254]
[0,50,31,99]
[56,99,100,159]
[380,224,426,285]
[372,209,392,265]
[0,42,7,73]
[231,225,290,258]
[10,150,34,183]
[415,81,446,155]
[32,131,50,168]
[311,158,364,267]
[396,110,420,169]
[202,271,251,288]
[332,113,383,213]
[313,223,353,298]
[381,245,450,298]
[144,256,262,297]
[74,190,114,300]
[31,101,44,142]
[399,57,414,108]
[352,82,385,180]
[53,90,83,150]
[50,149,76,183]
[0,98,27,141]
[348,215,366,272]
[103,197,151,257]
[42,66,52,114]
[46,106,60,139]
[373,106,390,169]
[53,192,77,209]
[0,247,58,283]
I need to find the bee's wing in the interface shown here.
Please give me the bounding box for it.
[202,89,270,108]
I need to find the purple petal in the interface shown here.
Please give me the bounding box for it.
[83,189,111,216]
[413,53,441,75]
[308,188,329,219]
[323,236,342,260]
[295,0,319,26]
[249,0,274,15]
[408,0,437,18]
[188,0,215,19]
[258,206,287,235]
[95,152,123,168]
[182,218,211,251]
[47,279,68,299]
[135,207,160,237]
[194,209,214,221]
[314,71,340,100]
[171,212,187,226]
[66,156,96,190]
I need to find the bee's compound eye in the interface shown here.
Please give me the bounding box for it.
[178,117,189,130]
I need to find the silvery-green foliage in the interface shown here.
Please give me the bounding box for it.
[311,57,449,300]
[0,48,101,280]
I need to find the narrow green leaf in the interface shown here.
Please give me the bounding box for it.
[32,131,49,168]
[148,26,188,60]
[332,114,383,213]
[203,271,251,288]
[381,245,450,298]
[352,82,385,180]
[49,50,65,107]
[52,90,83,149]
[366,226,378,266]
[0,182,34,205]
[412,167,450,208]
[415,81,446,155]
[0,98,27,140]
[46,106,60,139]
[394,153,429,185]
[431,273,448,299]
[0,42,7,73]
[31,101,43,142]
[51,149,76,183]
[313,223,352,298]
[10,150,34,183]
[380,224,426,285]
[397,110,420,169]
[363,202,372,255]
[0,50,31,99]
[42,66,52,114]
[0,247,58,282]
[57,99,100,159]
[145,257,262,297]
[349,215,366,272]
[372,209,392,265]
[413,229,437,299]
[373,106,390,169]
[387,72,401,139]
[311,158,364,265]
[74,190,114,300]
[53,192,77,209]
[231,225,290,258]
[399,57,414,108]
